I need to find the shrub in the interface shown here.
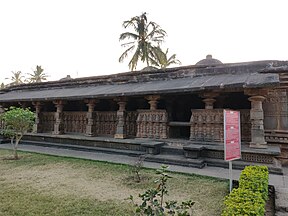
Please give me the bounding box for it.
[239,165,269,201]
[222,165,269,216]
[222,188,265,216]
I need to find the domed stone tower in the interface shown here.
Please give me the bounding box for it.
[196,54,223,66]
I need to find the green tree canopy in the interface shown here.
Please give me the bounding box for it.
[27,65,48,83]
[119,12,167,71]
[0,107,35,159]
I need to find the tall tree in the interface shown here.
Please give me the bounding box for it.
[8,71,25,86]
[119,12,167,71]
[28,65,48,83]
[152,47,181,68]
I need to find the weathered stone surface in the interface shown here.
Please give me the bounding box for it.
[183,144,204,159]
[275,187,288,213]
[136,110,168,139]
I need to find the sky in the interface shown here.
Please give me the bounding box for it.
[1,0,288,84]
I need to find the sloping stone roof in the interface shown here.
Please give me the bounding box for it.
[0,60,286,102]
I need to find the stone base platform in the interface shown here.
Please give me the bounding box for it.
[22,133,164,155]
[13,133,283,174]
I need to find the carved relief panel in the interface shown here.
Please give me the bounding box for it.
[126,111,138,137]
[136,110,168,139]
[93,111,117,136]
[190,109,251,143]
[40,112,55,133]
[63,112,87,134]
[190,109,224,142]
[263,89,288,130]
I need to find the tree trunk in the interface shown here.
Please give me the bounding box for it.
[13,135,22,160]
[13,147,18,159]
[10,137,18,159]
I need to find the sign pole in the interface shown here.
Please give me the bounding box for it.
[229,161,232,192]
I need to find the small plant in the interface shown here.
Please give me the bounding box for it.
[128,165,195,215]
[0,106,35,159]
[131,155,146,182]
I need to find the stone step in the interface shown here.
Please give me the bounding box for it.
[160,145,184,155]
[21,140,205,169]
[144,154,206,169]
[20,140,144,157]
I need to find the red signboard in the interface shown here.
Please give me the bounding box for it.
[224,109,241,161]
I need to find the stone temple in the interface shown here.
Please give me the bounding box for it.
[1,55,288,174]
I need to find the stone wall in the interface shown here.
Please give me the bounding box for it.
[263,89,288,130]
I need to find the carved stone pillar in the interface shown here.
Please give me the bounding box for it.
[114,98,127,139]
[203,98,216,110]
[200,92,218,109]
[85,99,98,136]
[194,93,218,142]
[53,100,66,135]
[32,101,42,133]
[145,95,160,110]
[248,96,267,148]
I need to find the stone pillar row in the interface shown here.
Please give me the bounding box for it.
[27,90,268,149]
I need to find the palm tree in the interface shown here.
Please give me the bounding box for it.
[119,12,167,71]
[0,83,5,89]
[7,71,25,86]
[27,65,48,83]
[153,47,181,68]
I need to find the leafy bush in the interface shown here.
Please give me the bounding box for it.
[239,165,269,201]
[222,188,265,216]
[222,165,269,216]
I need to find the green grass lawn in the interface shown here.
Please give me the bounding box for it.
[0,149,229,216]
